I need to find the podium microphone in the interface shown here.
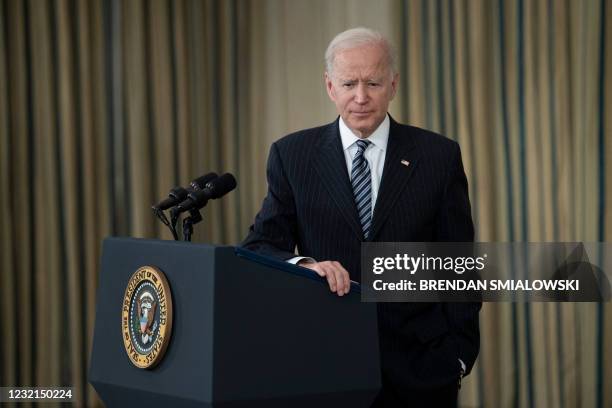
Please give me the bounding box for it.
[152,172,218,211]
[172,173,237,216]
[152,172,218,240]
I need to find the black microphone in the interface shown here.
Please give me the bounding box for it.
[189,173,219,191]
[172,173,237,215]
[152,172,218,211]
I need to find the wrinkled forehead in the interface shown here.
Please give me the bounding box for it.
[331,45,392,80]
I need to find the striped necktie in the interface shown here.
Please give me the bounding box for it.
[351,139,372,239]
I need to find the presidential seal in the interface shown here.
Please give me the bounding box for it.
[122,265,173,369]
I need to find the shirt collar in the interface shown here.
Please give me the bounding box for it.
[339,114,390,152]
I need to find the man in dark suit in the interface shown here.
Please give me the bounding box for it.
[242,27,480,407]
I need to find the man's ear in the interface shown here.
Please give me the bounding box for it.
[390,72,399,100]
[325,72,336,102]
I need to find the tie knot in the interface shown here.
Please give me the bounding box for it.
[355,139,371,155]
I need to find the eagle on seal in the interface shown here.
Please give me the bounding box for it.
[137,292,157,344]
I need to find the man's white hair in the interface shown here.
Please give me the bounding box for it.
[325,27,397,75]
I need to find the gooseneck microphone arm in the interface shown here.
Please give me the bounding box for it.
[153,206,179,240]
[153,186,188,240]
[182,209,202,242]
[169,208,181,240]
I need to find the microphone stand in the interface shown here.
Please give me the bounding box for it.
[152,207,179,240]
[182,209,203,242]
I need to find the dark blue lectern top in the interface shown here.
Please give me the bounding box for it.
[234,246,362,293]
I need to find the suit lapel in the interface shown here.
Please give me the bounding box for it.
[312,119,364,240]
[369,118,420,240]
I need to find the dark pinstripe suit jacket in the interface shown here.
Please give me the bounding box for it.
[242,116,480,394]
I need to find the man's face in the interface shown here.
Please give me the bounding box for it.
[325,44,399,138]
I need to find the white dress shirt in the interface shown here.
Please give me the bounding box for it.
[338,114,389,216]
[288,114,390,265]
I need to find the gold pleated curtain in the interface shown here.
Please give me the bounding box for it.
[0,0,258,406]
[0,1,611,407]
[399,1,611,407]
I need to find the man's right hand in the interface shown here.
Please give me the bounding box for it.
[298,260,351,296]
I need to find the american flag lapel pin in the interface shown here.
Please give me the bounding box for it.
[401,160,410,167]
